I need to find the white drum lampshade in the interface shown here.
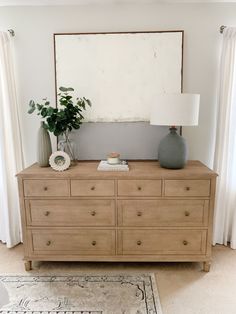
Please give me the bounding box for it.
[150,93,200,169]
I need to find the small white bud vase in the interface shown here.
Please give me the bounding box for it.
[37,122,52,167]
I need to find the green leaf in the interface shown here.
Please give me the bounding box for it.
[36,103,43,111]
[65,95,73,100]
[59,87,74,92]
[29,100,35,107]
[72,122,81,129]
[28,106,35,114]
[85,98,92,107]
[28,100,36,114]
[46,107,55,116]
[59,87,67,92]
[41,107,48,118]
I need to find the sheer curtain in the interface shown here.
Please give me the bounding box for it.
[0,31,24,248]
[213,27,236,249]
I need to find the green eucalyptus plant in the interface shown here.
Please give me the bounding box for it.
[28,86,91,137]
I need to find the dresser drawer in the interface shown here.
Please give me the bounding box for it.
[118,180,161,196]
[26,199,115,226]
[24,179,69,197]
[118,200,209,227]
[71,180,115,196]
[30,229,115,255]
[164,180,210,197]
[120,230,207,255]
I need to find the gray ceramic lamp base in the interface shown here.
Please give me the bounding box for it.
[158,127,187,169]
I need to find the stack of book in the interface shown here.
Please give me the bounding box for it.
[97,160,129,171]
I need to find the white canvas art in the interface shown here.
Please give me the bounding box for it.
[55,31,183,122]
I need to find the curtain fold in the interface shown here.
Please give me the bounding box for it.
[0,31,24,248]
[213,27,236,249]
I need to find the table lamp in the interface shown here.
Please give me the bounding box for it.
[150,93,200,169]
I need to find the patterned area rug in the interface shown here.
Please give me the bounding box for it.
[0,274,162,314]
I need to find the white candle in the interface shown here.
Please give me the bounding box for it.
[107,152,120,164]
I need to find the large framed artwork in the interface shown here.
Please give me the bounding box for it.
[54,31,183,122]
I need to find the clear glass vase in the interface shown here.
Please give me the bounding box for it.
[58,131,77,163]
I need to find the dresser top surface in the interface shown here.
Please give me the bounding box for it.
[17,160,217,179]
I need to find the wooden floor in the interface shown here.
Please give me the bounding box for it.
[0,243,236,314]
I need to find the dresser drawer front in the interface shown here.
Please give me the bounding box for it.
[164,180,210,197]
[118,200,209,227]
[31,230,115,255]
[118,180,161,196]
[27,200,115,226]
[24,179,69,197]
[71,180,115,196]
[120,230,207,255]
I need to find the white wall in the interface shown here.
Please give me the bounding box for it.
[0,3,235,167]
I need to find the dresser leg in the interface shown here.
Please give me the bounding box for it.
[203,261,211,272]
[24,261,32,271]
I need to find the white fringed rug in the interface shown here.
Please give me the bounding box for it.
[0,274,162,314]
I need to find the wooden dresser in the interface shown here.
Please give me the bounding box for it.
[17,160,217,271]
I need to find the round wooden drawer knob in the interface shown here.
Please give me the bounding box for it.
[185,187,190,191]
[91,241,97,246]
[138,186,142,191]
[137,240,142,246]
[46,240,51,246]
[44,187,48,191]
[91,211,96,216]
[183,240,188,246]
[137,211,142,217]
[185,211,190,217]
[91,186,95,191]
[44,211,50,216]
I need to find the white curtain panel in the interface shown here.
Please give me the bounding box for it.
[213,27,236,249]
[0,31,24,248]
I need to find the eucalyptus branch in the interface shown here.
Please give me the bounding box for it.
[28,87,91,136]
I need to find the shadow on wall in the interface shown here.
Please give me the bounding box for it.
[65,122,170,160]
